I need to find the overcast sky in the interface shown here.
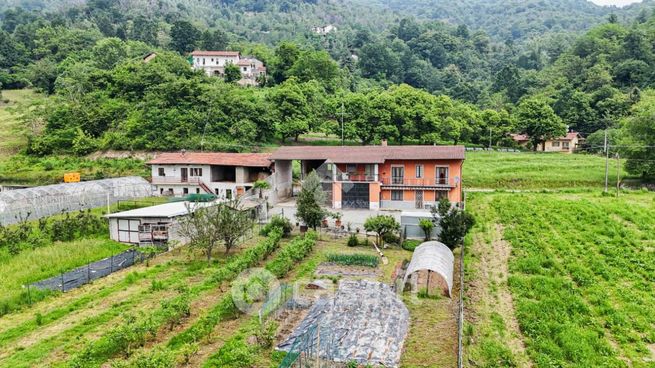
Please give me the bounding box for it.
[588,0,642,6]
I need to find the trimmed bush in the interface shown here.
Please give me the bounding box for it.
[402,239,422,251]
[260,216,293,237]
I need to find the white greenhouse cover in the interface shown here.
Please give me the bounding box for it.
[402,241,454,295]
[0,176,153,225]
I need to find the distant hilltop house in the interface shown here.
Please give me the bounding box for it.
[311,24,337,35]
[511,132,583,153]
[189,50,266,86]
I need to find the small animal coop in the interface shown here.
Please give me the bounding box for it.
[402,241,454,297]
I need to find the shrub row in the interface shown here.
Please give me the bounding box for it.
[204,232,319,368]
[71,229,286,367]
[265,231,318,278]
[326,253,379,268]
[167,228,284,350]
[70,289,192,367]
[0,210,106,255]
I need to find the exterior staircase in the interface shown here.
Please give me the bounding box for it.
[198,180,213,194]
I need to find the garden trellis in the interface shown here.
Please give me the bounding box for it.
[0,177,153,225]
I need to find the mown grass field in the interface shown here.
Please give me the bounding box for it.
[464,191,655,368]
[464,151,626,190]
[0,238,129,313]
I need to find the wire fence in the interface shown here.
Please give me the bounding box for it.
[28,248,153,295]
[457,243,465,368]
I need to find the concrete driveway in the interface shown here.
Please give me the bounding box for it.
[270,198,404,230]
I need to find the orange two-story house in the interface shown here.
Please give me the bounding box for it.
[270,145,464,210]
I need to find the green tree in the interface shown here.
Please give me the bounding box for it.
[224,63,242,83]
[91,37,127,69]
[270,78,310,142]
[271,42,299,84]
[288,50,340,90]
[200,29,229,50]
[253,180,270,199]
[364,215,400,247]
[170,20,200,54]
[178,200,253,263]
[439,208,475,249]
[621,90,655,178]
[418,218,434,241]
[295,171,326,230]
[515,97,566,151]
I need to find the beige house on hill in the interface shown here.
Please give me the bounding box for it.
[189,50,266,86]
[511,132,583,153]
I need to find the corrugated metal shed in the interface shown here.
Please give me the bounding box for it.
[403,241,454,296]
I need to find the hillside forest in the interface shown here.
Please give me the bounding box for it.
[0,0,655,177]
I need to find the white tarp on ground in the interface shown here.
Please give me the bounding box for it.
[402,241,454,295]
[278,280,409,367]
[0,177,153,225]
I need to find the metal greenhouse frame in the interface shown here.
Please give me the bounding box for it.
[0,177,153,225]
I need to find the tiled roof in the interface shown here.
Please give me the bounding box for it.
[269,145,465,163]
[511,132,581,142]
[560,132,581,141]
[190,50,240,57]
[147,152,272,167]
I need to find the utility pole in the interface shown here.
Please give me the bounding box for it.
[616,152,620,197]
[340,101,345,146]
[488,127,492,150]
[604,129,609,192]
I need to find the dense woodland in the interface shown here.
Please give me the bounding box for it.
[0,0,655,177]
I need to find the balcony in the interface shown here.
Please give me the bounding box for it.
[151,177,203,185]
[380,177,454,188]
[315,170,379,183]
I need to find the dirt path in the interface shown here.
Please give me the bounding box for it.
[466,223,532,367]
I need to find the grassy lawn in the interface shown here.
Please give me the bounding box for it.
[464,151,626,190]
[0,238,129,313]
[464,191,655,367]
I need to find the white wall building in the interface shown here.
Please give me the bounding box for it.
[311,25,337,35]
[147,152,274,199]
[106,201,214,246]
[190,50,266,85]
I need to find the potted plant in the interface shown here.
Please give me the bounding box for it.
[332,212,343,228]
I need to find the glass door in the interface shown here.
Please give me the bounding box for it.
[392,166,404,184]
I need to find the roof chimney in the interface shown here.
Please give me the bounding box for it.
[381,139,388,147]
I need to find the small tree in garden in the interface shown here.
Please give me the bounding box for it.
[439,206,475,249]
[253,180,270,199]
[364,215,400,247]
[296,170,326,230]
[418,218,434,241]
[178,200,253,263]
[216,200,254,255]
